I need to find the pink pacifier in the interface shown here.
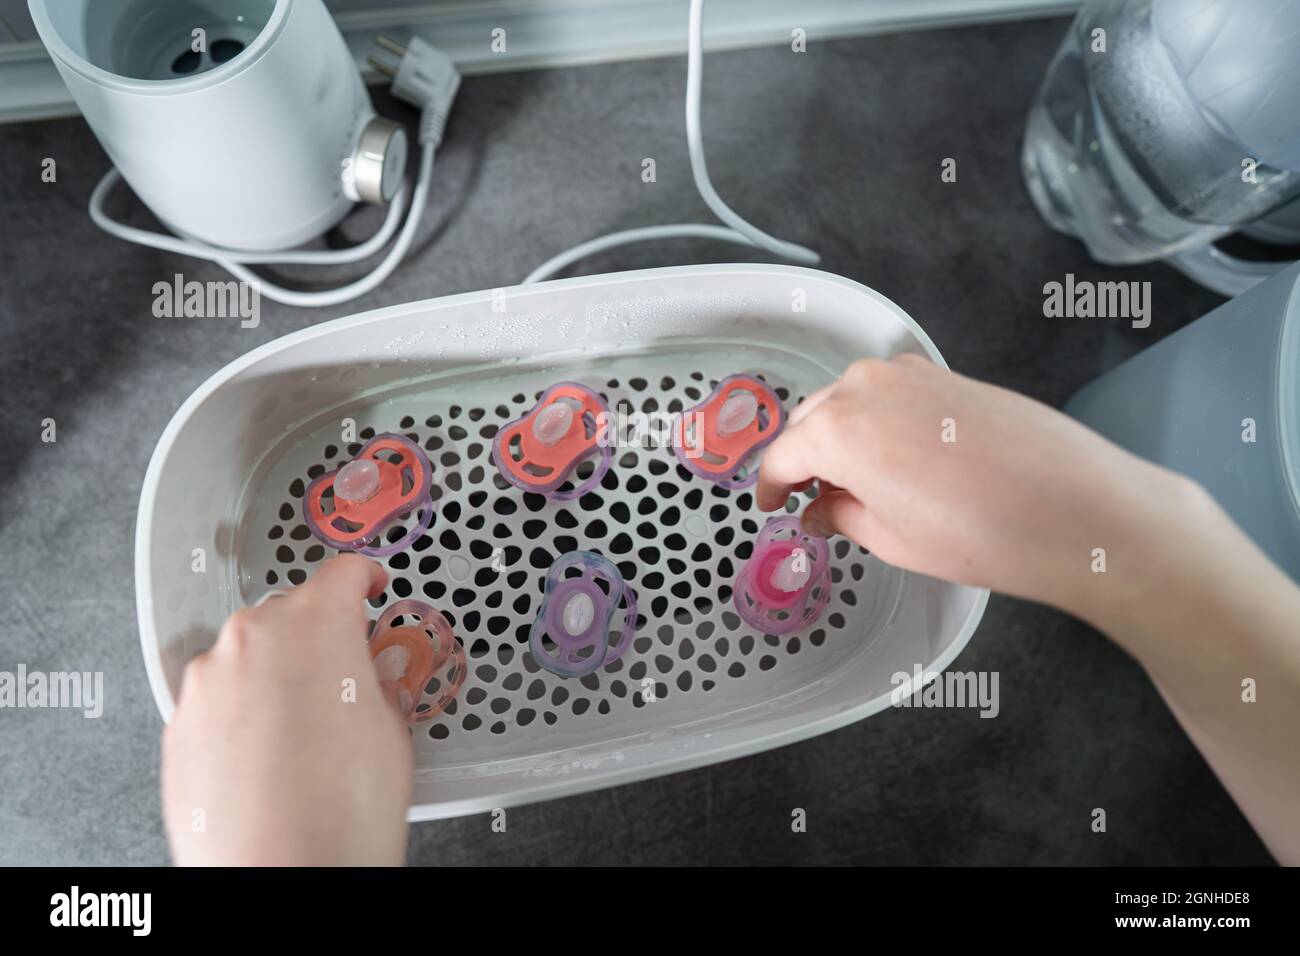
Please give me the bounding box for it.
[529,551,637,678]
[734,516,831,635]
[493,382,613,499]
[303,433,434,557]
[369,599,466,722]
[672,374,785,489]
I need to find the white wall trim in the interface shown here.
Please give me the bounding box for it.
[0,0,1078,124]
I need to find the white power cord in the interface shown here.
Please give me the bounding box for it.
[86,39,458,309]
[88,131,438,310]
[524,0,819,283]
[204,143,434,309]
[86,0,813,306]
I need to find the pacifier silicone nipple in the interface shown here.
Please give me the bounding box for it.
[530,551,637,678]
[373,643,415,713]
[716,390,759,436]
[533,400,575,446]
[771,552,811,593]
[334,458,381,503]
[373,642,412,681]
[562,591,596,635]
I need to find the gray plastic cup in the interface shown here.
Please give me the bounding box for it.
[1067,262,1300,583]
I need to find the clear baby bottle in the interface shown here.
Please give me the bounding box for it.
[1021,0,1300,292]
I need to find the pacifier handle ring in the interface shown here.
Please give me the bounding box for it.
[350,500,433,557]
[602,580,637,664]
[375,598,438,633]
[375,598,451,644]
[410,638,466,722]
[545,446,613,500]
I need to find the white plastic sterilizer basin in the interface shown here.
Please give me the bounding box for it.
[136,264,988,819]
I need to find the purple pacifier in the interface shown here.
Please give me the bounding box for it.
[529,551,637,678]
[734,516,832,635]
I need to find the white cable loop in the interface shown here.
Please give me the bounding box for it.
[523,0,818,284]
[88,141,434,308]
[85,0,813,306]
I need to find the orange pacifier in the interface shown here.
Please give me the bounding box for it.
[671,374,785,489]
[492,382,612,499]
[303,433,434,557]
[368,599,466,722]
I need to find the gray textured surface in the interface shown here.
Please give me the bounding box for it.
[0,17,1272,865]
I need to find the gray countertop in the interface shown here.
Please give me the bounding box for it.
[0,15,1270,865]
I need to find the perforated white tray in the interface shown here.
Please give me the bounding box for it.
[136,264,988,819]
